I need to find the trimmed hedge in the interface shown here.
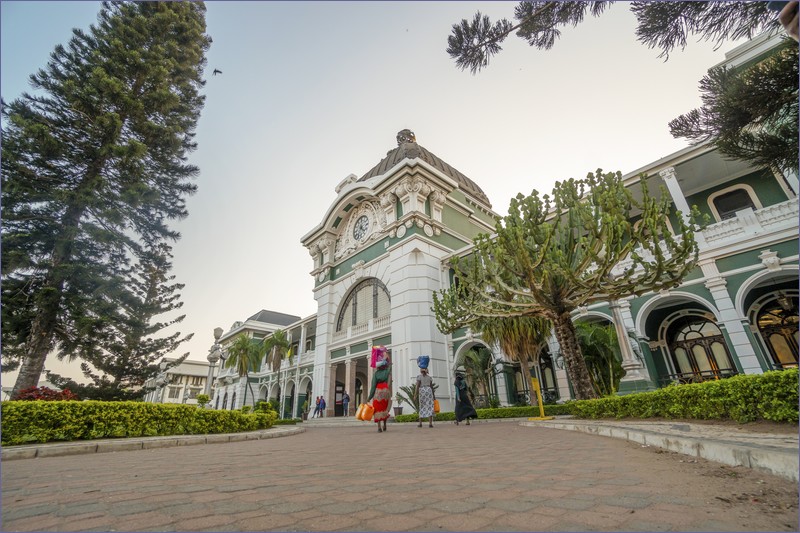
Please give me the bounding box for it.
[569,369,798,423]
[273,418,300,425]
[392,370,798,424]
[0,401,277,446]
[393,403,572,423]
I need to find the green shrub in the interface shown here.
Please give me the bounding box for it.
[272,418,300,426]
[0,401,277,446]
[393,404,572,423]
[569,369,798,423]
[241,405,252,414]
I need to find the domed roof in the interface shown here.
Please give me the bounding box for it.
[358,129,491,207]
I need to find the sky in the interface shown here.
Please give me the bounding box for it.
[1,1,753,384]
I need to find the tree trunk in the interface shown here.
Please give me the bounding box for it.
[518,356,537,407]
[552,312,598,400]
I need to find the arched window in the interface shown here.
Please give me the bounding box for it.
[336,278,390,332]
[215,394,220,409]
[230,392,237,410]
[667,316,736,383]
[222,392,228,410]
[708,186,760,221]
[757,295,799,369]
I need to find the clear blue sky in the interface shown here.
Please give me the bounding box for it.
[1,1,750,382]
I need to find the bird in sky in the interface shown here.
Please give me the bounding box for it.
[212,69,222,76]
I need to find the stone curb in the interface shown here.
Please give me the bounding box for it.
[521,420,799,482]
[0,425,305,461]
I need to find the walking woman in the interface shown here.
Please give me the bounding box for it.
[367,355,392,433]
[454,371,477,425]
[415,356,436,428]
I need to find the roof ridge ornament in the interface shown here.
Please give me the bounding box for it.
[396,129,416,145]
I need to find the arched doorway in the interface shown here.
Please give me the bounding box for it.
[284,381,295,419]
[755,294,799,369]
[665,313,736,383]
[455,343,497,408]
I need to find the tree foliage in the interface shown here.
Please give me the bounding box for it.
[574,321,625,397]
[224,335,261,408]
[446,1,780,73]
[471,316,552,406]
[669,38,799,173]
[433,169,700,400]
[45,243,192,401]
[1,2,210,397]
[262,329,292,374]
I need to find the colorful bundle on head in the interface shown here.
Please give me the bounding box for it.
[417,355,430,369]
[370,345,388,368]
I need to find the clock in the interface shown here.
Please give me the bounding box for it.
[353,215,370,241]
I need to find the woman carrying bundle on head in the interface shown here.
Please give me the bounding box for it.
[414,355,436,428]
[367,346,391,433]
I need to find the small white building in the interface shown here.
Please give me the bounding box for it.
[143,358,213,405]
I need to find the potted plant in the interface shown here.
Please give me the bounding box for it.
[393,392,404,416]
[301,400,309,421]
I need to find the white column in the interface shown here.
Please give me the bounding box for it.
[610,300,655,393]
[699,259,762,374]
[659,166,707,247]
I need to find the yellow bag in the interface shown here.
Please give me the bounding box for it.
[433,399,440,414]
[355,403,366,420]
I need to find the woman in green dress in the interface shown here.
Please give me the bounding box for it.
[368,357,392,433]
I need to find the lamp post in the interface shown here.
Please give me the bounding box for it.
[205,327,223,399]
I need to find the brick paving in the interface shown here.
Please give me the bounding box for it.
[2,423,797,532]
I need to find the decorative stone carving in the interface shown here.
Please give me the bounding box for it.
[379,191,397,208]
[759,249,782,272]
[335,174,359,194]
[397,129,416,145]
[396,225,406,238]
[423,224,434,237]
[352,260,366,280]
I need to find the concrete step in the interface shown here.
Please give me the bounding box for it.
[301,416,383,428]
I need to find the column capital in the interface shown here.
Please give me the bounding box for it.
[658,166,677,182]
[705,277,728,290]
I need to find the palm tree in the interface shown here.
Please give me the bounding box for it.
[574,321,625,396]
[262,329,292,373]
[474,316,552,407]
[224,335,261,408]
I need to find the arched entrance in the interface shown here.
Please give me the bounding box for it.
[454,342,497,408]
[752,292,799,369]
[664,312,736,383]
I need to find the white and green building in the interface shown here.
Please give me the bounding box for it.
[210,34,798,417]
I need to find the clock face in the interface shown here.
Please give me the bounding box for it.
[353,215,370,241]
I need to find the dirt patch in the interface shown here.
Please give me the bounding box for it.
[642,442,798,530]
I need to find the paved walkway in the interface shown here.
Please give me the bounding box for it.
[1,418,797,532]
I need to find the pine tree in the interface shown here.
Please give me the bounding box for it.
[2,2,210,398]
[669,39,799,174]
[446,2,780,73]
[445,2,795,172]
[433,170,700,400]
[46,243,192,401]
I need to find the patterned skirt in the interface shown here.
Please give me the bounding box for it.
[373,382,392,422]
[418,385,434,418]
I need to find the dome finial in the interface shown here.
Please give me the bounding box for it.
[396,129,416,146]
